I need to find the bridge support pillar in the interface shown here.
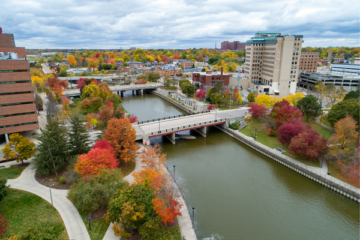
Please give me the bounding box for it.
[141,89,143,95]
[136,90,141,95]
[193,126,207,137]
[132,90,135,95]
[164,133,176,144]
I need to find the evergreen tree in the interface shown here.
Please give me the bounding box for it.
[296,95,321,122]
[98,62,103,71]
[68,115,91,155]
[0,177,8,203]
[33,120,69,176]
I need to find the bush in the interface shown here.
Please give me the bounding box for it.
[58,177,66,184]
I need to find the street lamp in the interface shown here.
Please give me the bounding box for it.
[255,128,257,139]
[158,118,160,131]
[192,206,195,228]
[173,165,176,181]
[49,179,53,207]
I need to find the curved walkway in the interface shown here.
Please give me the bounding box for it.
[7,164,90,240]
[316,113,334,131]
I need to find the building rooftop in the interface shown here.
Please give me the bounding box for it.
[194,71,230,76]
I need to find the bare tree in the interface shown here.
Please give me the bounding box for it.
[46,92,59,120]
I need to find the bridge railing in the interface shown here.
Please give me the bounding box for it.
[135,110,211,125]
[148,118,225,136]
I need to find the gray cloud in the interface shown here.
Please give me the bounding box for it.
[1,0,359,49]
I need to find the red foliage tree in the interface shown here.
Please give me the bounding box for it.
[343,157,360,184]
[277,119,305,145]
[207,104,215,110]
[47,77,68,98]
[224,88,231,98]
[93,140,115,156]
[152,197,182,226]
[136,78,146,84]
[249,102,267,119]
[196,89,206,99]
[173,54,180,59]
[95,53,100,58]
[233,86,239,103]
[0,215,8,239]
[77,78,86,90]
[161,55,169,63]
[275,104,302,127]
[74,148,118,176]
[128,115,138,123]
[270,99,290,119]
[288,129,328,161]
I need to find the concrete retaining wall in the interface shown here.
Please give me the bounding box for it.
[217,126,360,203]
[152,91,196,113]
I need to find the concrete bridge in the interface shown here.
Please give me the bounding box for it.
[133,109,248,144]
[63,83,163,97]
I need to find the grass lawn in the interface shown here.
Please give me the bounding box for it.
[0,165,27,179]
[319,114,333,129]
[154,225,182,240]
[78,210,110,240]
[240,118,320,167]
[0,189,68,239]
[305,117,332,139]
[326,160,359,188]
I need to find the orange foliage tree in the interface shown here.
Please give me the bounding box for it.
[46,77,68,99]
[74,148,118,176]
[102,118,139,164]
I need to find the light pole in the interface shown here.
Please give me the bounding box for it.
[173,165,176,181]
[255,128,257,139]
[192,206,195,228]
[49,179,53,207]
[158,118,160,131]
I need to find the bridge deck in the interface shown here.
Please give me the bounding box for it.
[135,109,248,139]
[64,84,162,96]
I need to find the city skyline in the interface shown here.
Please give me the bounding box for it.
[1,0,359,49]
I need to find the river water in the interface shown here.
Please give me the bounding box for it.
[122,92,359,240]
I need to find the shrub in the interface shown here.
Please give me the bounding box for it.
[248,102,267,119]
[58,177,67,184]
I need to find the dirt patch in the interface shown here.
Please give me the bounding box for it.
[16,163,30,168]
[35,163,77,189]
[87,206,108,221]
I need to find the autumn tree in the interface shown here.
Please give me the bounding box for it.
[128,115,138,123]
[255,94,277,108]
[207,104,215,110]
[67,55,77,66]
[46,77,68,100]
[277,119,305,145]
[343,88,359,101]
[327,115,359,165]
[288,129,328,161]
[2,133,36,164]
[102,118,139,164]
[75,148,118,176]
[88,59,98,71]
[233,86,239,103]
[247,92,256,103]
[68,114,91,155]
[275,104,302,127]
[296,95,321,122]
[196,89,206,99]
[314,81,326,107]
[283,92,304,106]
[249,103,267,119]
[108,184,155,237]
[32,120,69,176]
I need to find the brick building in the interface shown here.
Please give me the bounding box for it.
[192,69,230,90]
[221,41,246,50]
[180,62,194,69]
[299,52,319,73]
[0,28,39,142]
[153,66,181,78]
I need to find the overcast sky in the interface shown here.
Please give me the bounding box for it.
[1,0,359,49]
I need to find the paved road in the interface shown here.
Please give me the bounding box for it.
[135,109,248,136]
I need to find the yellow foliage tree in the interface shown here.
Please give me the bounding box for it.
[31,76,44,89]
[283,92,304,106]
[67,55,77,66]
[88,59,98,71]
[1,133,36,164]
[255,94,275,108]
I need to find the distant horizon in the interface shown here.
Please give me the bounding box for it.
[2,0,359,49]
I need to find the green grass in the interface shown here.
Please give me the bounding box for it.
[240,118,320,167]
[305,117,332,139]
[319,114,333,129]
[79,210,110,240]
[153,225,182,240]
[0,164,27,179]
[0,189,68,239]
[326,160,359,188]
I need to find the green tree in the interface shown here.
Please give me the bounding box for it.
[58,65,68,77]
[328,99,360,126]
[147,72,160,82]
[0,177,8,203]
[343,88,360,101]
[2,133,36,164]
[108,184,155,236]
[32,120,69,176]
[181,82,197,96]
[296,95,322,122]
[68,169,126,214]
[247,92,256,103]
[68,115,91,155]
[98,62,103,71]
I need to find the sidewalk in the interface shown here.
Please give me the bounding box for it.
[7,163,90,240]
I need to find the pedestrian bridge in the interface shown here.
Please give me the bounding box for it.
[133,109,248,144]
[63,83,162,97]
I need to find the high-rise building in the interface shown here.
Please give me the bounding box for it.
[221,41,246,51]
[299,52,319,73]
[244,32,303,97]
[0,28,39,143]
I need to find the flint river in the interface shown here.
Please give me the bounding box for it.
[122,92,359,240]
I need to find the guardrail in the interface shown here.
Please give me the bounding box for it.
[147,119,225,136]
[135,110,211,125]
